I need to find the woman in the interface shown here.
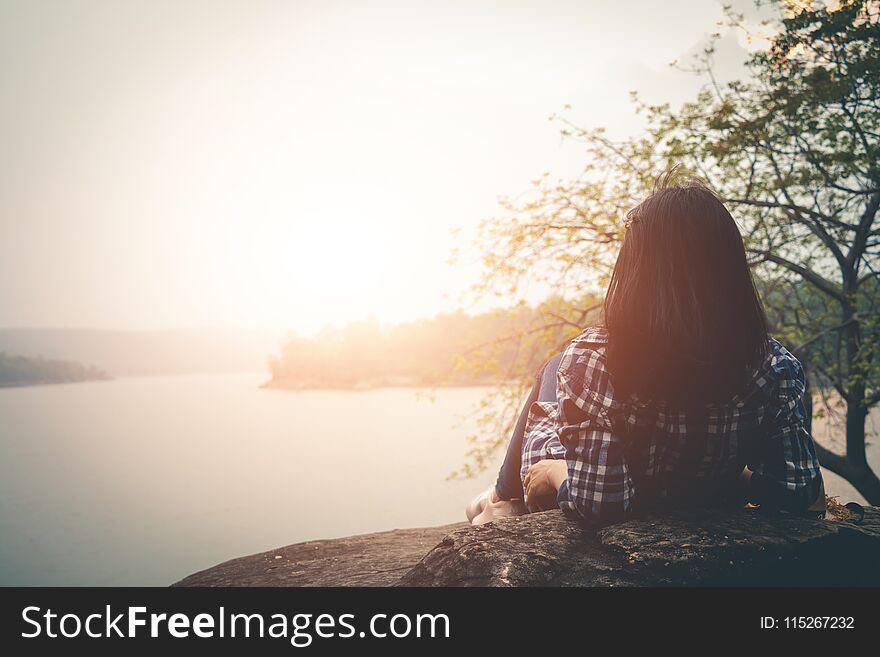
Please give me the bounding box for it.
[467,172,824,526]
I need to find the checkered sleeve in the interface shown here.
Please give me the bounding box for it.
[747,345,823,511]
[520,401,566,506]
[554,342,634,524]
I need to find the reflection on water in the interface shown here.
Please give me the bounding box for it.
[0,374,498,585]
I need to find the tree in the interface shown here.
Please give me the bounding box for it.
[461,0,880,501]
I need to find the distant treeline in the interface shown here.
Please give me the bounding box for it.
[0,328,279,376]
[265,301,598,389]
[0,353,110,387]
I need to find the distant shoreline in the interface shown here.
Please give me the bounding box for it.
[261,377,508,391]
[0,373,496,390]
[0,376,112,389]
[0,353,111,389]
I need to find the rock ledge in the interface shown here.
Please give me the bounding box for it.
[174,507,880,587]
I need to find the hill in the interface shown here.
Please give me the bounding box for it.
[0,353,109,387]
[0,328,282,377]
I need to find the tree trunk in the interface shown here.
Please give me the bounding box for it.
[814,306,880,504]
[843,395,880,504]
[812,403,880,504]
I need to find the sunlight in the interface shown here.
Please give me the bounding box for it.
[0,0,735,333]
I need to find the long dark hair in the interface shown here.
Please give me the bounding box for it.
[603,170,769,405]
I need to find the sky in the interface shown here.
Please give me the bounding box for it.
[0,0,765,336]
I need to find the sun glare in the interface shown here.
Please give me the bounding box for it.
[1,0,735,333]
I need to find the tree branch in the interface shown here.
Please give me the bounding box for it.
[794,315,861,353]
[748,249,845,301]
[813,441,848,476]
[847,192,880,272]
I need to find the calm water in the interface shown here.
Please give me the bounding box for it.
[1,375,873,586]
[0,374,499,585]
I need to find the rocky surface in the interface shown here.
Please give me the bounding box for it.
[173,523,465,587]
[174,507,880,587]
[400,507,880,586]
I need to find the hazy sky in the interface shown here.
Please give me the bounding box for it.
[0,0,763,335]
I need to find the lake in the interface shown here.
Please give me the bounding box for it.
[0,374,499,585]
[0,374,873,586]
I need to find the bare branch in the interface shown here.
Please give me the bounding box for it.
[748,249,845,301]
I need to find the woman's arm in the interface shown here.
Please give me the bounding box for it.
[747,354,823,511]
[553,348,634,523]
[556,396,634,523]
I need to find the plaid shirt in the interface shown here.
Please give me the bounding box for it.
[521,327,823,524]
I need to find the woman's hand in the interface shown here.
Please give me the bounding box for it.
[524,459,568,500]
